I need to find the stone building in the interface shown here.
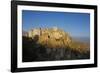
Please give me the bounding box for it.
[28,27,66,40]
[28,28,41,38]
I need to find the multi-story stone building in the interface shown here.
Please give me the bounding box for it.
[28,28,41,38]
[28,27,65,40]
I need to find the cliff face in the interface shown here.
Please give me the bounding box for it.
[28,27,89,53]
[22,28,90,62]
[37,28,72,49]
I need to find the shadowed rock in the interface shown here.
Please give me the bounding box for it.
[22,27,90,62]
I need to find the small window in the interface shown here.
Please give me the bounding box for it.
[48,35,50,38]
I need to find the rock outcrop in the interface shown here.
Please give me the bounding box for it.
[28,27,89,53]
[22,27,90,62]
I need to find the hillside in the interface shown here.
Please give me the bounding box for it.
[22,27,90,62]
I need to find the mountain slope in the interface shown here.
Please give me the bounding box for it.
[22,28,90,62]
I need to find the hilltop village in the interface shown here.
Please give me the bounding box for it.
[23,27,89,53]
[22,27,90,62]
[23,27,70,40]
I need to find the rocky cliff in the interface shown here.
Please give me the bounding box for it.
[22,27,90,62]
[30,28,89,53]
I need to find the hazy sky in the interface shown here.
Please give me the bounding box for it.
[22,10,90,38]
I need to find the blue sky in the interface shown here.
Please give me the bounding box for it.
[22,10,90,38]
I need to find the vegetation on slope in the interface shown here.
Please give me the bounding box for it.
[22,28,90,62]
